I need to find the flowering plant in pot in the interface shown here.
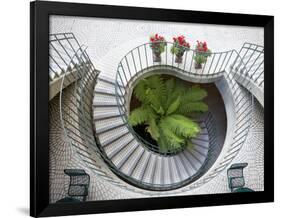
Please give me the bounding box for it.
[171,35,191,63]
[149,34,167,62]
[194,41,212,69]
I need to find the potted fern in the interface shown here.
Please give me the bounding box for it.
[149,34,167,62]
[171,35,191,64]
[129,75,208,153]
[194,41,212,69]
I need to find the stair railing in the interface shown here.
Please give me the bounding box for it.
[114,43,254,191]
[232,42,264,88]
[115,42,235,155]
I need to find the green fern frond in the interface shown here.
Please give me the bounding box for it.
[146,118,160,141]
[177,102,209,115]
[134,79,148,103]
[159,120,185,148]
[166,96,181,115]
[181,86,208,102]
[129,106,155,126]
[158,130,169,152]
[134,75,166,114]
[162,114,201,138]
[129,76,208,153]
[165,81,185,109]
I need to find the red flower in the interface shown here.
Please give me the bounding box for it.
[196,40,209,52]
[173,35,190,48]
[150,33,165,42]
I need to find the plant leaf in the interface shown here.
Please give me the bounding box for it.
[166,96,181,115]
[177,102,208,115]
[146,118,160,141]
[129,106,155,126]
[162,114,201,138]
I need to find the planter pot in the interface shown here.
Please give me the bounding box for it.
[175,55,183,64]
[195,62,202,69]
[153,52,161,62]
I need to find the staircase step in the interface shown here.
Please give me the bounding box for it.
[95,79,125,96]
[131,151,151,181]
[120,146,144,175]
[111,139,139,168]
[93,107,123,120]
[193,143,209,156]
[98,76,124,88]
[142,155,157,184]
[196,133,209,141]
[191,138,209,147]
[93,93,118,106]
[173,155,190,179]
[162,157,172,184]
[103,133,134,159]
[169,157,181,183]
[153,156,163,185]
[189,147,207,164]
[99,125,129,146]
[179,152,197,176]
[183,150,202,171]
[95,116,125,134]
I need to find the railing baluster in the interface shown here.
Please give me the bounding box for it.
[165,42,168,66]
[144,44,148,68]
[183,49,188,73]
[137,47,143,71]
[189,51,194,73]
[131,51,138,75]
[212,53,222,75]
[223,50,234,72]
[206,53,215,77]
[125,56,132,79]
[218,52,228,73]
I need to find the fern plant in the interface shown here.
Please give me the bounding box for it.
[129,75,208,152]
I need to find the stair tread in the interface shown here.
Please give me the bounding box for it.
[93,107,123,120]
[99,126,129,145]
[95,116,125,134]
[103,133,134,158]
[142,155,157,184]
[120,146,144,175]
[111,139,139,168]
[130,151,151,181]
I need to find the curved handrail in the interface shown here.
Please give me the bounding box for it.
[113,42,254,190]
[115,42,237,155]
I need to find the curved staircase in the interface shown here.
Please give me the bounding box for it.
[49,33,264,201]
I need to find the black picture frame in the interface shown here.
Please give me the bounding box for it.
[30,1,274,217]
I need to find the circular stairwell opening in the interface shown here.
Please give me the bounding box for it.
[129,74,227,157]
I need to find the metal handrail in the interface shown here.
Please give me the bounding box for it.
[233,42,264,88]
[115,42,237,155]
[113,43,254,190]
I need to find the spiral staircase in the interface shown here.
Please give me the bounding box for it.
[49,33,264,202]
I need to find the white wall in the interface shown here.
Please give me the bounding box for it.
[50,15,263,64]
[0,0,279,217]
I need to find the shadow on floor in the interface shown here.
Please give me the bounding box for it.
[17,207,29,216]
